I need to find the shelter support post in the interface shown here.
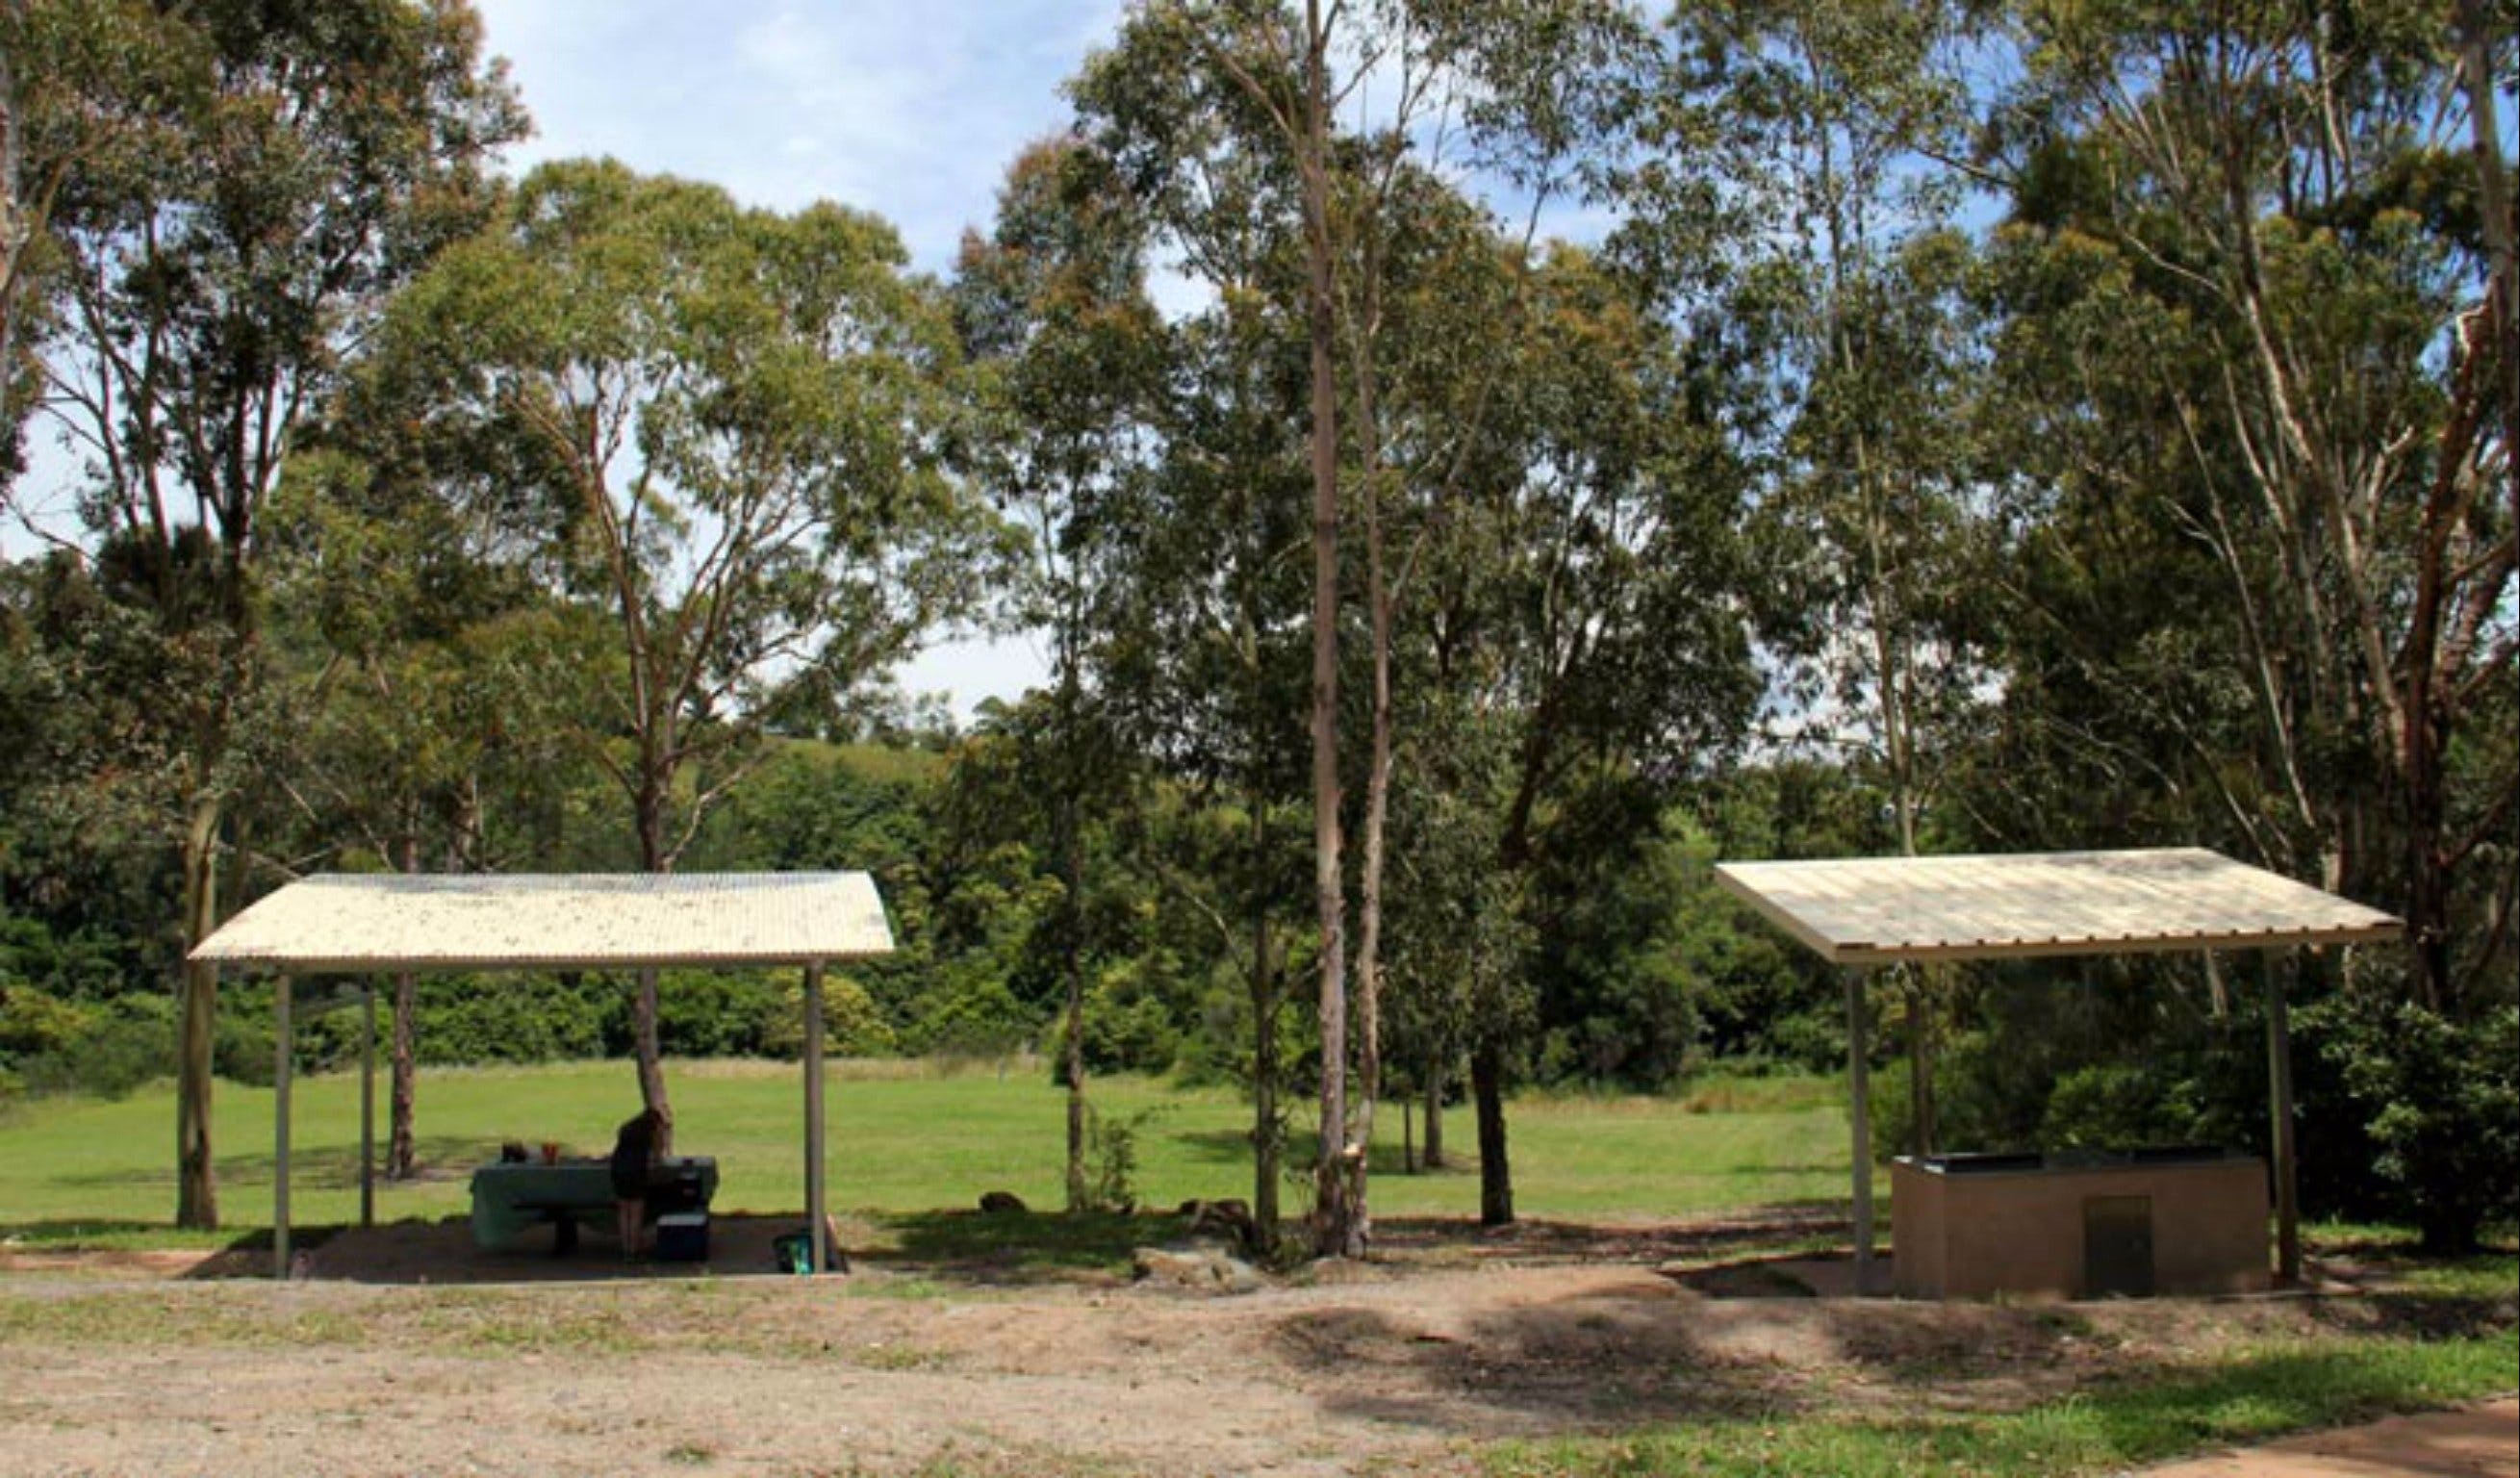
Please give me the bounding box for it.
[804,961,828,1274]
[2265,949,2302,1285]
[273,973,293,1280]
[1845,967,1875,1295]
[360,982,376,1229]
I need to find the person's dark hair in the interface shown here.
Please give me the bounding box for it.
[615,1108,666,1160]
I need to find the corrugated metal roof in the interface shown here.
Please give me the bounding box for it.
[191,873,895,973]
[1714,848,2401,965]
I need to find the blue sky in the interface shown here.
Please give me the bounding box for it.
[477,1,1143,715]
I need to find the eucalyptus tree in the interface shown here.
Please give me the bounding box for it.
[1633,0,1989,1151]
[0,0,148,469]
[1104,0,1363,1253]
[262,391,600,1178]
[1071,5,1327,1244]
[1976,1,2514,1247]
[955,137,1166,1209]
[1080,0,1647,1255]
[375,159,999,1123]
[0,0,38,470]
[1986,1,2512,999]
[13,0,522,1227]
[1433,242,1763,1222]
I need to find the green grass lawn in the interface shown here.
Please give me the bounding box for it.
[0,1060,1852,1245]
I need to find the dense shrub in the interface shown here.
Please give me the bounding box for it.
[2038,1063,2208,1150]
[2313,987,2520,1253]
[0,981,90,1063]
[758,974,897,1058]
[653,972,781,1058]
[414,973,618,1064]
[14,994,174,1098]
[1081,981,1180,1075]
[898,973,1038,1058]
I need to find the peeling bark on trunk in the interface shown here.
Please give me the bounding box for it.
[1296,0,1355,1262]
[0,17,23,370]
[1342,330,1393,1261]
[2452,0,2516,547]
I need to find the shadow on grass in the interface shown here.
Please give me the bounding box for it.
[1438,1313,2514,1468]
[853,1209,1158,1285]
[1170,1127,1277,1168]
[1368,1207,1854,1268]
[54,1135,508,1192]
[0,1216,341,1277]
[2,1217,191,1243]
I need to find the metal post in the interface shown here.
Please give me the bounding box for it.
[2265,950,2302,1286]
[360,982,377,1229]
[1845,967,1875,1295]
[273,974,293,1280]
[804,961,828,1275]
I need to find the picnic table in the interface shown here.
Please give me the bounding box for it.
[469,1156,719,1252]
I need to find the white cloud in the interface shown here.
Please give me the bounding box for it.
[478,0,1127,274]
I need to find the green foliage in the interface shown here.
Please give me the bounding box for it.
[2315,985,2520,1254]
[1080,960,1187,1075]
[2037,1064,2208,1152]
[1081,1104,1160,1213]
[759,975,898,1060]
[408,975,617,1067]
[8,995,169,1099]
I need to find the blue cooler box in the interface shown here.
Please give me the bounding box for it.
[654,1211,709,1262]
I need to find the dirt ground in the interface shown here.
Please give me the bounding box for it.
[0,1212,2507,1477]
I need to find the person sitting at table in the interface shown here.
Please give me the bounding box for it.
[609,1107,669,1260]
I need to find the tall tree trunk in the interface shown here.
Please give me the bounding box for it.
[1340,331,1393,1260]
[1421,1060,1445,1170]
[389,969,418,1179]
[1907,978,1938,1156]
[1471,1038,1512,1227]
[1253,943,1282,1242]
[2453,0,2516,545]
[1057,628,1091,1212]
[633,967,668,1137]
[631,782,673,1129]
[0,8,23,371]
[1298,0,1354,1261]
[1249,796,1282,1246]
[1060,784,1088,1212]
[387,833,422,1180]
[173,792,223,1230]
